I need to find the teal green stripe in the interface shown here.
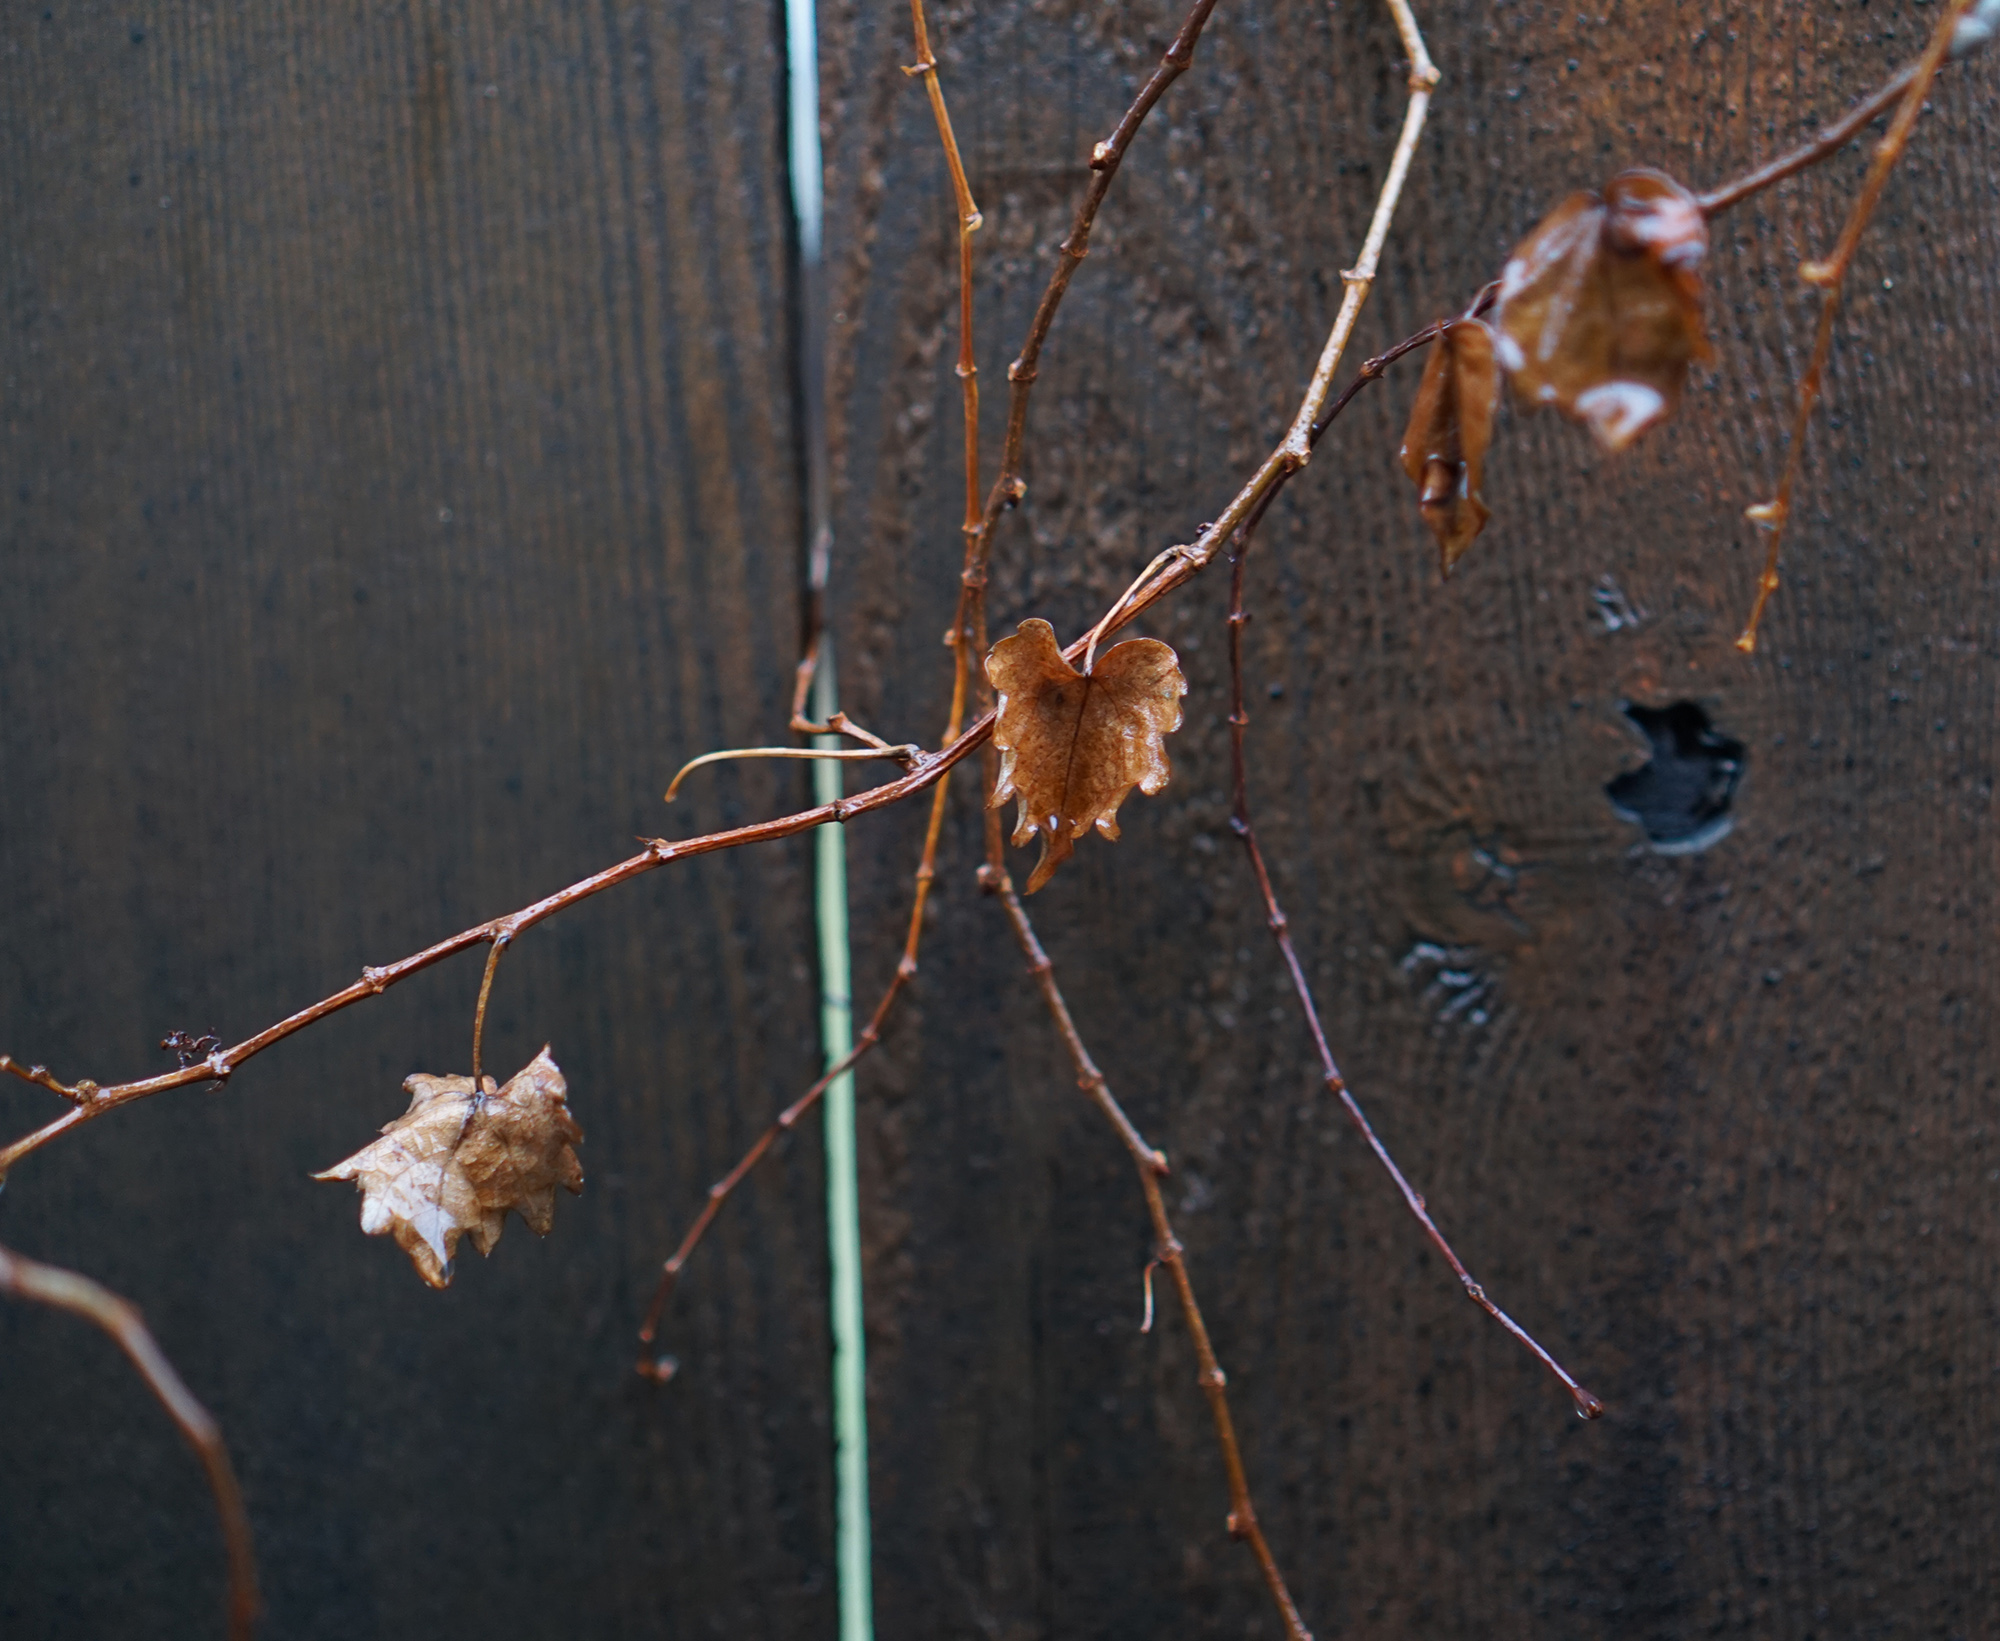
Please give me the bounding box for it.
[812,649,873,1640]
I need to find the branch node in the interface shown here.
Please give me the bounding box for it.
[1089,139,1113,169]
[1202,1364,1228,1390]
[360,965,389,994]
[205,1054,231,1082]
[976,863,1008,895]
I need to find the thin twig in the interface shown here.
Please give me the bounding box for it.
[1735,0,1974,652]
[906,0,990,762]
[1696,64,1918,217]
[638,909,924,1354]
[968,0,1223,568]
[1224,530,1602,1418]
[986,868,1312,1641]
[1277,0,1437,466]
[0,1245,259,1640]
[665,743,920,805]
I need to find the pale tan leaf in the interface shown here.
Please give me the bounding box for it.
[316,1046,584,1288]
[985,617,1186,893]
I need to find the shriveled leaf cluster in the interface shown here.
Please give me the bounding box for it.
[317,1046,584,1288]
[987,618,1186,893]
[1401,168,1710,574]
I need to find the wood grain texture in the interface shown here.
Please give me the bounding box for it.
[4,2,1997,1638]
[821,1,1998,1636]
[0,2,830,1636]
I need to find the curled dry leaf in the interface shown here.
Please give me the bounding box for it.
[1494,168,1711,451]
[1399,318,1500,576]
[986,617,1186,893]
[316,1046,584,1288]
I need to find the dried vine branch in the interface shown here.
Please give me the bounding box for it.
[0,1245,259,1641]
[985,868,1312,1641]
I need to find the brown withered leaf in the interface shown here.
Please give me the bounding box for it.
[986,617,1186,894]
[1493,168,1711,451]
[1399,318,1500,576]
[316,1046,584,1288]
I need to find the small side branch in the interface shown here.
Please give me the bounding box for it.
[1277,0,1436,465]
[971,0,1223,555]
[1224,530,1601,1419]
[986,867,1313,1641]
[1734,0,1975,652]
[0,1055,92,1105]
[637,892,930,1358]
[0,1245,259,1640]
[905,0,1004,872]
[665,744,920,805]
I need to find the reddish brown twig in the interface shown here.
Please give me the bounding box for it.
[1696,64,1919,218]
[1735,0,1974,652]
[637,812,948,1362]
[986,868,1311,1641]
[905,1,988,748]
[970,0,1222,560]
[1224,530,1602,1419]
[0,1245,259,1640]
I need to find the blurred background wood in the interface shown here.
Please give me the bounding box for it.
[4,1,1996,1636]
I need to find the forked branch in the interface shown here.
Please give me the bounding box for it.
[1735,0,1978,651]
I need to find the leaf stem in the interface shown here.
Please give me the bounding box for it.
[470,934,509,1085]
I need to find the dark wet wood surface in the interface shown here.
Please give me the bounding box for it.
[4,2,1996,1637]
